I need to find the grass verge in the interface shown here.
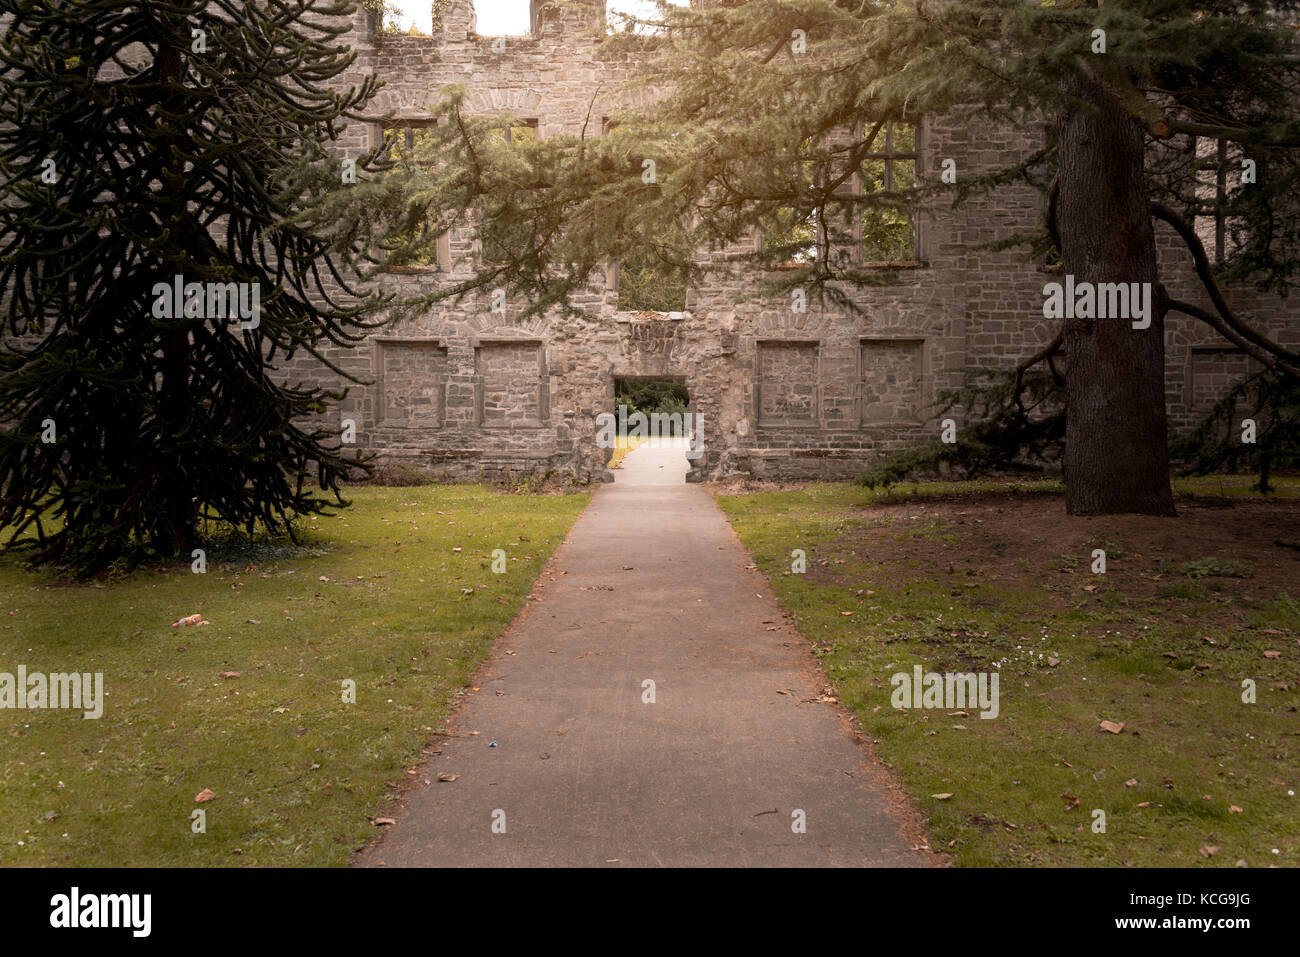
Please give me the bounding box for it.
[716,478,1299,867]
[0,485,588,866]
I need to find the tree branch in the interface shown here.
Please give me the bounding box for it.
[1151,201,1300,373]
[1164,297,1300,378]
[1013,328,1064,414]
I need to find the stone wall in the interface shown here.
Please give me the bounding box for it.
[284,0,1299,484]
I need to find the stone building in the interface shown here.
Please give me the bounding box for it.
[294,0,1296,483]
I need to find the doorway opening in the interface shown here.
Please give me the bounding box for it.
[608,376,694,480]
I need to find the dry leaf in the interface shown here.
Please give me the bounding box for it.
[1136,801,1153,808]
[931,793,953,800]
[1047,656,1060,667]
[1200,845,1220,857]
[1099,720,1125,734]
[220,671,240,679]
[374,817,396,826]
[436,773,458,783]
[1229,805,1244,814]
[194,789,217,803]
[1125,778,1138,787]
[1264,650,1282,659]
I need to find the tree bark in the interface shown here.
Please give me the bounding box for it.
[1057,67,1176,516]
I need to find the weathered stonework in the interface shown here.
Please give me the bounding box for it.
[285,0,1299,484]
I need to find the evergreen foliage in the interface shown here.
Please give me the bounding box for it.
[0,0,389,574]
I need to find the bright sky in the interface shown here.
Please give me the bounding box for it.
[393,0,682,36]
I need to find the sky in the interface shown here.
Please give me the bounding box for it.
[393,0,682,36]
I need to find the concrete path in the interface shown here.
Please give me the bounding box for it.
[358,440,935,867]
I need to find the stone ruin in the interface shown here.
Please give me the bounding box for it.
[277,0,1298,483]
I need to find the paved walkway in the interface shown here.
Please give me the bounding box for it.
[358,441,934,867]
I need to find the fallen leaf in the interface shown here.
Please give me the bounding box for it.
[931,793,953,800]
[373,817,396,826]
[1099,720,1125,734]
[1200,845,1220,857]
[1137,801,1153,808]
[1229,805,1244,814]
[220,671,240,679]
[1125,778,1138,787]
[1047,656,1061,667]
[436,773,458,783]
[194,789,217,803]
[1264,650,1282,659]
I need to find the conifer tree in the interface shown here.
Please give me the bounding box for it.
[0,0,389,574]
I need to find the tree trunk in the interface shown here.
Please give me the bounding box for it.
[1057,68,1176,516]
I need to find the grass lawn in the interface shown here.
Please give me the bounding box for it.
[716,476,1300,867]
[0,484,588,866]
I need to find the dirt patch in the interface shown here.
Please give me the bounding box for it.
[811,491,1300,623]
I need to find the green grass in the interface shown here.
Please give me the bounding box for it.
[0,485,588,866]
[717,479,1300,867]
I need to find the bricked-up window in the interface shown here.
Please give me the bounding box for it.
[1187,346,1258,417]
[859,338,924,425]
[858,120,919,263]
[475,341,547,428]
[381,120,449,269]
[377,340,448,428]
[757,340,820,425]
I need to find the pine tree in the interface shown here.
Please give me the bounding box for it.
[0,0,390,574]
[348,0,1300,515]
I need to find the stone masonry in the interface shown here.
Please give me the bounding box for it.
[284,0,1299,483]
